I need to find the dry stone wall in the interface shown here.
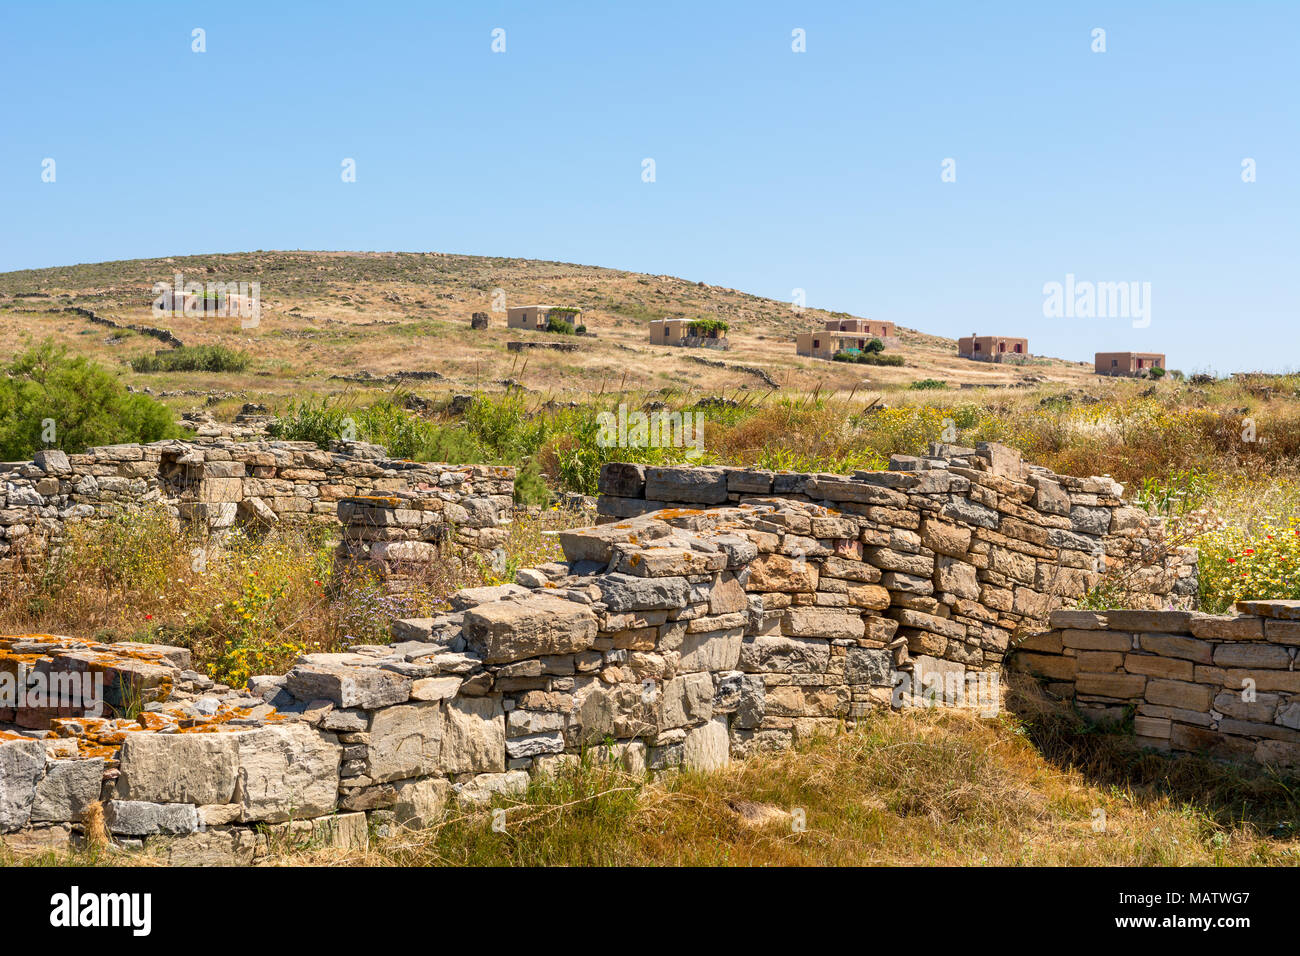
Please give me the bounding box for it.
[0,439,514,576]
[1012,601,1300,767]
[0,442,1206,862]
[2,497,957,860]
[598,441,1198,631]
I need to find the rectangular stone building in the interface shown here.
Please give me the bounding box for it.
[1095,351,1165,376]
[957,335,1029,362]
[796,318,896,359]
[507,305,581,331]
[650,318,728,347]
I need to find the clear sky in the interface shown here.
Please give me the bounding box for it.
[2,1,1296,374]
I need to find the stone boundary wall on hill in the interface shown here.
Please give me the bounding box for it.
[0,439,514,576]
[597,441,1197,627]
[1011,601,1300,766]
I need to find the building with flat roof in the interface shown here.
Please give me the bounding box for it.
[649,318,729,348]
[958,334,1029,363]
[824,317,895,339]
[507,305,582,331]
[796,318,897,360]
[1095,351,1165,376]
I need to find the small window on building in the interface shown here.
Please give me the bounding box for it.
[1112,359,1118,367]
[1000,342,1006,352]
[1014,344,1023,353]
[813,339,820,348]
[973,342,981,352]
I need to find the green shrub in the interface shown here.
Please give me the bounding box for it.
[860,353,905,366]
[908,379,949,390]
[546,315,575,335]
[269,395,486,462]
[687,318,729,337]
[833,349,905,367]
[0,340,180,460]
[863,337,885,354]
[130,345,250,373]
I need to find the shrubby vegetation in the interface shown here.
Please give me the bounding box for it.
[687,318,729,337]
[833,348,904,366]
[129,344,250,373]
[0,503,576,685]
[269,390,713,501]
[0,340,179,460]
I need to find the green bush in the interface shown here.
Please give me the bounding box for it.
[546,316,575,335]
[130,345,250,373]
[908,379,949,390]
[0,340,180,459]
[687,318,729,337]
[863,337,885,354]
[859,353,905,366]
[269,395,485,462]
[833,350,905,367]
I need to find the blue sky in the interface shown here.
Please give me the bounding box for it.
[2,1,1296,373]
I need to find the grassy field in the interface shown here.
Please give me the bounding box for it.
[0,250,1102,412]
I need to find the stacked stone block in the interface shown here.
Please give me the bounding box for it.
[334,473,515,586]
[596,442,1196,637]
[0,444,1208,863]
[1012,601,1300,767]
[0,439,514,575]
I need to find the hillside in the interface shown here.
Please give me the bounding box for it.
[0,251,1099,413]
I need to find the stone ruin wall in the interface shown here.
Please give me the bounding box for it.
[0,442,1200,862]
[1011,601,1300,767]
[596,440,1199,626]
[0,438,515,578]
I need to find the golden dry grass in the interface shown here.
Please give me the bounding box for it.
[271,687,1300,868]
[0,251,1101,415]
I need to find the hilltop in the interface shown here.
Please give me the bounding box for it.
[0,251,1100,410]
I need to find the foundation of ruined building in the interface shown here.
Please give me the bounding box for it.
[1,441,1222,862]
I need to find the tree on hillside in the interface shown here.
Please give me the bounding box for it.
[0,340,179,460]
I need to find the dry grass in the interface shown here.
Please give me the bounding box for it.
[0,507,583,685]
[0,251,1101,416]
[267,689,1300,868]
